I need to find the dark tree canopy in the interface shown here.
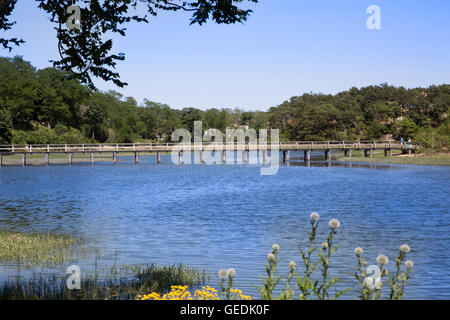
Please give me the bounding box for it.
[0,0,258,89]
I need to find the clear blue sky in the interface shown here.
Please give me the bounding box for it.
[3,0,450,111]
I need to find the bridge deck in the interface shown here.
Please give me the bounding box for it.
[0,141,417,154]
[0,141,419,166]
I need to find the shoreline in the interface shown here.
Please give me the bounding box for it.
[334,150,450,166]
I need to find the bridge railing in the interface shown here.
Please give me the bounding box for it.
[0,141,419,153]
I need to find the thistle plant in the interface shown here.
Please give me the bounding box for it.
[354,247,372,300]
[389,244,413,300]
[314,219,349,299]
[257,244,282,300]
[280,261,296,300]
[296,212,320,299]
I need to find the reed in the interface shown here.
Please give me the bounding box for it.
[0,230,83,266]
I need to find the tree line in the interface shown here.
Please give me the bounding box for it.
[0,57,449,151]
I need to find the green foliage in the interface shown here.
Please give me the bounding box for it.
[267,84,450,149]
[11,124,88,145]
[0,108,13,144]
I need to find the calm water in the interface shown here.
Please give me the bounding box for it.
[0,153,449,299]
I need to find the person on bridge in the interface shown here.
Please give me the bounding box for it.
[400,137,404,148]
[407,137,412,149]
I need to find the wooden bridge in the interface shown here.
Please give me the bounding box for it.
[0,141,419,166]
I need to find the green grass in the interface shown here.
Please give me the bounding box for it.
[335,150,450,166]
[0,264,207,300]
[0,230,83,266]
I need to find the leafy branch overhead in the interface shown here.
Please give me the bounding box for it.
[0,0,258,89]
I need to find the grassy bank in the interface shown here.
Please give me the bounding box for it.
[0,230,83,266]
[334,150,450,166]
[0,264,207,300]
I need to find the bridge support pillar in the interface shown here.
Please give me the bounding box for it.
[304,150,311,162]
[91,153,95,165]
[364,149,373,157]
[263,150,268,165]
[344,149,352,157]
[134,152,139,164]
[22,154,26,166]
[384,149,392,157]
[283,150,290,163]
[68,153,73,165]
[221,150,226,164]
[325,149,331,161]
[242,150,247,164]
[179,151,183,164]
[45,153,49,165]
[0,154,2,166]
[200,151,204,164]
[113,152,118,164]
[157,152,161,164]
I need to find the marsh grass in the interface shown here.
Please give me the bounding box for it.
[0,230,83,266]
[0,264,207,300]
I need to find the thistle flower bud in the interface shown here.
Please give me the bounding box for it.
[289,261,296,270]
[218,269,227,279]
[310,212,320,221]
[227,268,236,278]
[267,253,275,262]
[400,244,410,253]
[405,260,414,268]
[354,247,363,256]
[376,255,389,266]
[272,244,280,253]
[329,218,340,229]
[322,242,328,249]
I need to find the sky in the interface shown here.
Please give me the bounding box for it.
[2,0,450,111]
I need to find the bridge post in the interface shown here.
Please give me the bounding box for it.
[325,149,331,161]
[221,150,226,164]
[45,153,49,165]
[0,154,2,166]
[157,152,161,164]
[91,153,95,164]
[113,152,118,164]
[243,150,247,164]
[200,150,205,164]
[304,150,310,162]
[68,153,73,165]
[179,151,183,164]
[364,149,373,157]
[263,150,268,165]
[135,152,139,164]
[348,149,352,157]
[22,154,26,166]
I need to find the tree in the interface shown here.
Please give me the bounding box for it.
[1,0,258,89]
[0,108,13,144]
[84,102,108,140]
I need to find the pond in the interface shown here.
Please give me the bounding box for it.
[0,153,449,299]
